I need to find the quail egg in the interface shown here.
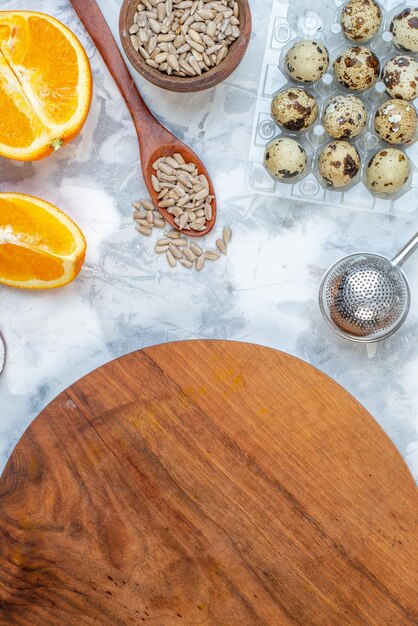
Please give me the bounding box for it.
[366,149,411,194]
[390,8,418,53]
[382,55,418,101]
[318,141,361,188]
[264,137,307,181]
[333,46,380,90]
[375,99,417,144]
[323,95,367,139]
[341,0,382,43]
[285,40,330,83]
[271,88,318,131]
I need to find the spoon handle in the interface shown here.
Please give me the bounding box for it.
[392,231,418,267]
[70,0,157,134]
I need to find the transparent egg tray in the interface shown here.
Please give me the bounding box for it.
[247,0,418,216]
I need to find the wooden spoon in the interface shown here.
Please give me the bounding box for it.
[70,0,216,237]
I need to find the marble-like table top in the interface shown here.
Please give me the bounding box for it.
[0,0,417,484]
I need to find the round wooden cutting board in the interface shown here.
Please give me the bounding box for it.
[0,341,417,625]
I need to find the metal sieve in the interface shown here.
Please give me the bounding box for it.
[319,232,418,343]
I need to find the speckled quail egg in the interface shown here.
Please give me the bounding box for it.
[271,88,318,131]
[323,95,367,139]
[382,55,418,101]
[375,99,417,144]
[390,8,418,53]
[285,40,329,83]
[333,47,380,90]
[264,137,307,181]
[341,0,382,43]
[318,141,361,188]
[366,149,411,194]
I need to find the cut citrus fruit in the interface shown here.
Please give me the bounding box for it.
[0,11,92,161]
[0,192,86,289]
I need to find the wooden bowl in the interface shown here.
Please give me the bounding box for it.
[119,0,252,93]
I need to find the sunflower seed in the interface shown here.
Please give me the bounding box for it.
[130,0,240,78]
[152,175,160,192]
[136,225,152,236]
[216,239,227,255]
[154,218,166,228]
[166,230,180,239]
[190,243,203,256]
[169,243,183,260]
[204,250,220,261]
[178,213,189,230]
[195,256,205,271]
[223,226,232,245]
[155,244,170,253]
[174,153,185,164]
[180,258,194,268]
[133,209,147,219]
[171,238,188,247]
[183,247,197,262]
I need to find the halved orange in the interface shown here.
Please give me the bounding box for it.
[0,11,92,161]
[0,192,86,289]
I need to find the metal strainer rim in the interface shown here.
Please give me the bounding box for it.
[319,252,411,344]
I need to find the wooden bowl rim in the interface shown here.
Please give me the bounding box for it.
[119,0,252,93]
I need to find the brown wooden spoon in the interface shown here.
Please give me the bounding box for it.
[70,0,216,237]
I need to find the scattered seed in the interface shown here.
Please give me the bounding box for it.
[155,244,170,253]
[136,225,152,236]
[190,243,203,256]
[216,239,227,255]
[166,250,177,267]
[166,229,181,239]
[129,0,240,78]
[171,238,188,247]
[133,209,147,219]
[204,250,220,261]
[180,258,194,268]
[142,200,155,212]
[183,247,197,262]
[223,226,232,245]
[154,218,166,228]
[195,256,205,271]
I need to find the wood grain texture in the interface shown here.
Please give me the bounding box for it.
[0,340,417,626]
[70,0,216,237]
[119,0,252,93]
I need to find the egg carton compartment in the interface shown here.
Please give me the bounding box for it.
[247,0,418,216]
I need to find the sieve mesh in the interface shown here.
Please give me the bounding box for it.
[319,254,410,342]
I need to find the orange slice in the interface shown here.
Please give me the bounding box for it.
[0,192,86,289]
[0,11,92,161]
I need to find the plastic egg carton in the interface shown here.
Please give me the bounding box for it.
[247,0,418,216]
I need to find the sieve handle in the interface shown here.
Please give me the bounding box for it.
[392,232,418,267]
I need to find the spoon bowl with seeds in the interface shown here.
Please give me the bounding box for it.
[119,0,251,93]
[70,0,217,237]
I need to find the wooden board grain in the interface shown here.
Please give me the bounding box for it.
[0,340,416,625]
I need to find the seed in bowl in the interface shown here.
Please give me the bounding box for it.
[152,154,214,232]
[382,56,418,101]
[323,95,367,139]
[129,0,240,77]
[333,46,380,90]
[375,99,417,145]
[271,88,318,131]
[390,8,418,53]
[318,141,361,188]
[264,137,307,181]
[366,149,411,194]
[285,40,329,83]
[341,0,382,43]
